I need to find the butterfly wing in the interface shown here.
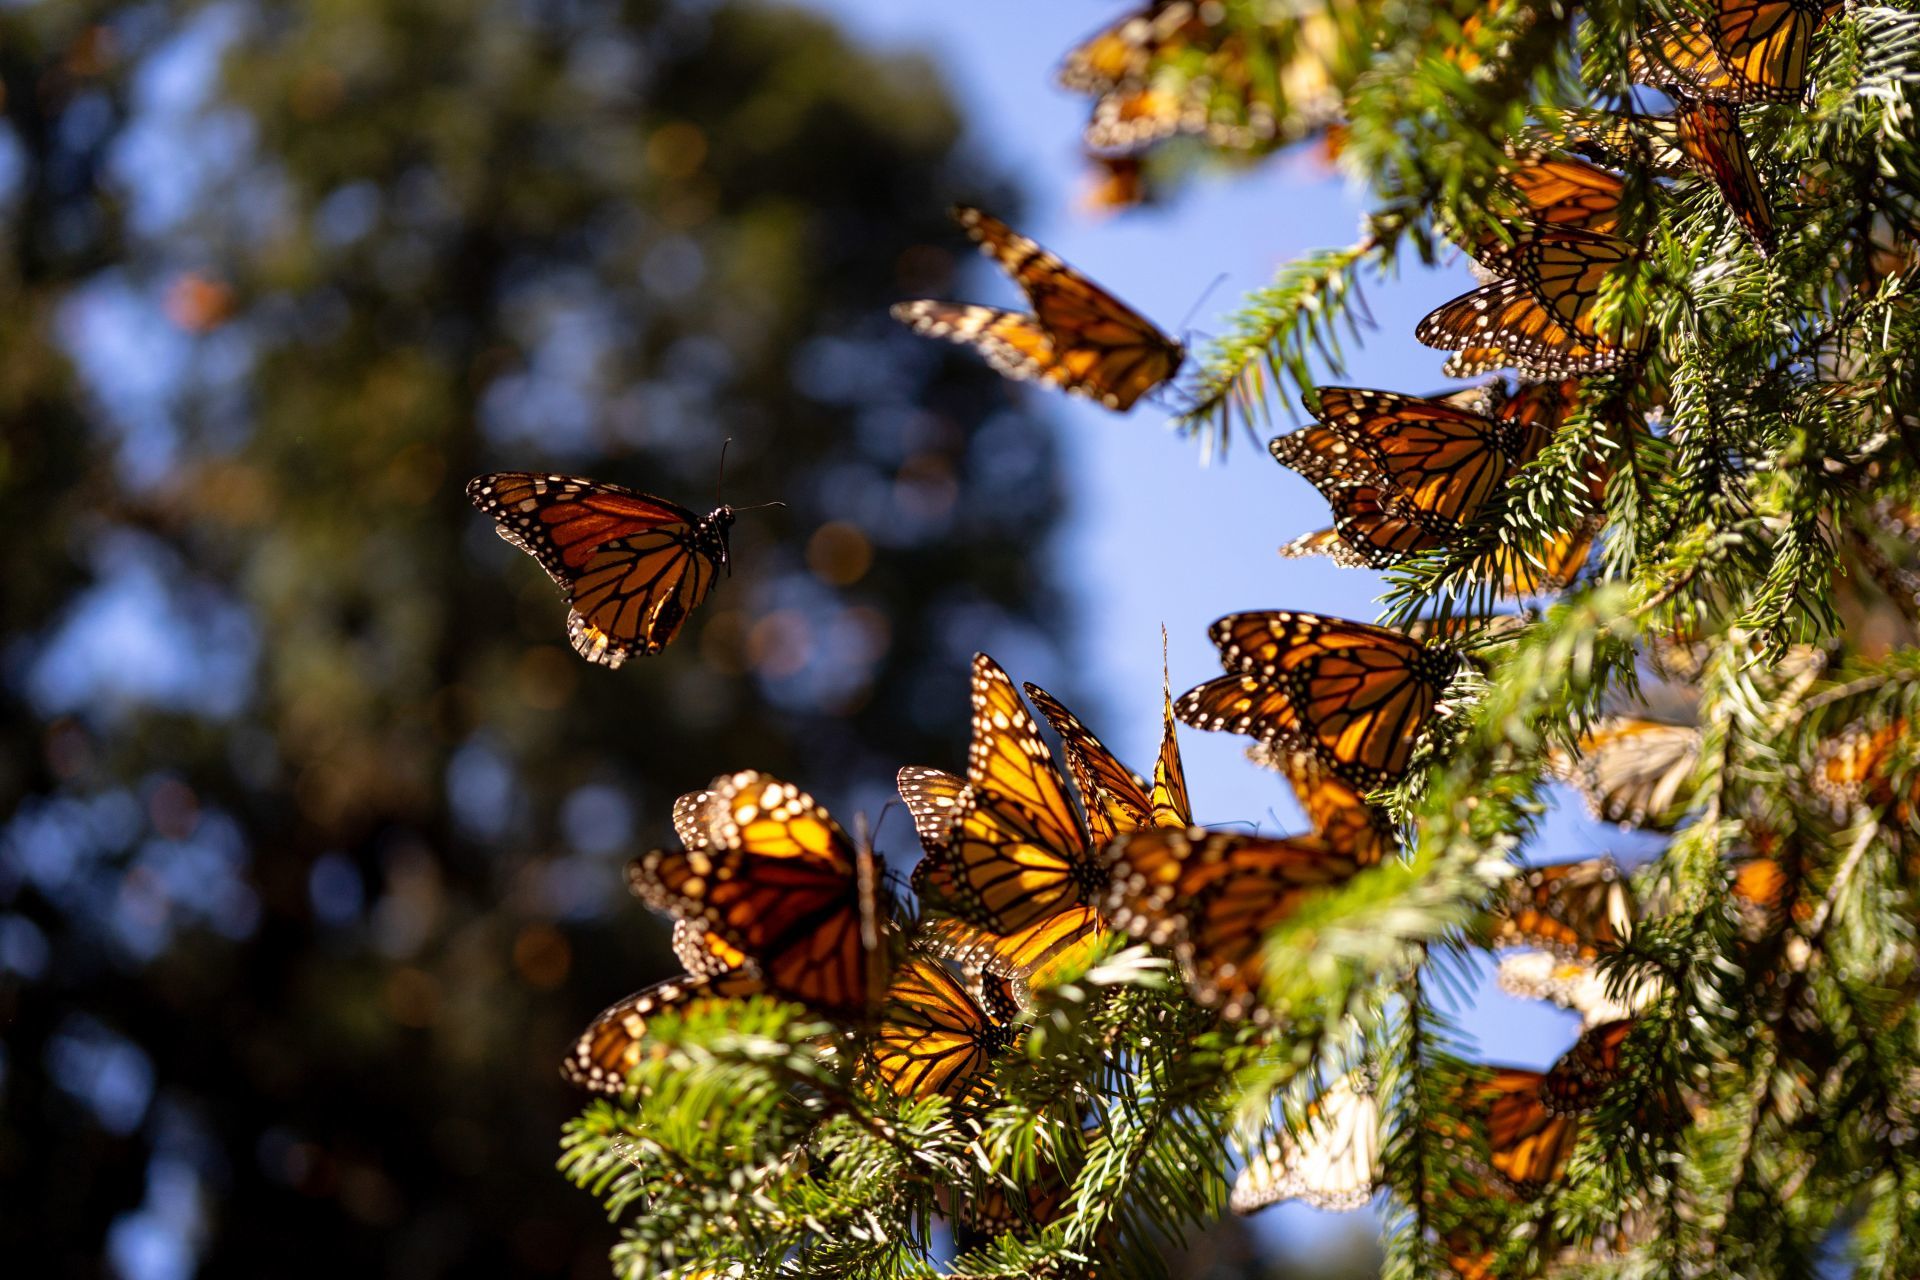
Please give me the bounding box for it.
[1480,1068,1579,1189]
[1673,98,1775,253]
[561,967,766,1093]
[628,772,891,1018]
[922,786,1106,938]
[921,911,1107,1004]
[1500,155,1625,233]
[1308,387,1527,530]
[671,917,748,978]
[898,765,971,853]
[1102,826,1362,1018]
[1550,718,1703,829]
[1417,277,1627,376]
[1208,612,1456,788]
[467,473,729,666]
[867,950,1013,1100]
[1150,682,1192,828]
[1258,745,1396,866]
[1176,674,1308,748]
[1492,857,1636,958]
[1541,1019,1635,1114]
[890,301,1060,385]
[1231,1071,1382,1213]
[1023,681,1155,842]
[951,206,1184,411]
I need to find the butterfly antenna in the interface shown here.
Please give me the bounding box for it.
[730,500,787,514]
[1176,272,1229,338]
[715,436,732,508]
[1160,624,1172,701]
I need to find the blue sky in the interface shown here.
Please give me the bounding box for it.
[791,0,1656,1256]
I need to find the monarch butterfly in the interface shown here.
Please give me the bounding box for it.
[939,1149,1072,1236]
[1496,949,1654,1027]
[1061,2,1343,152]
[907,656,1109,987]
[1081,153,1151,215]
[1810,718,1907,811]
[1231,1070,1382,1213]
[1671,97,1774,254]
[467,472,735,666]
[1056,1,1204,98]
[1459,1068,1581,1189]
[1416,227,1642,376]
[1541,1019,1636,1114]
[866,949,1021,1101]
[1022,680,1191,841]
[892,207,1183,411]
[1101,825,1364,1018]
[1549,717,1702,830]
[627,771,894,1019]
[1179,612,1461,789]
[561,967,767,1093]
[1489,516,1603,596]
[662,787,752,977]
[1631,0,1838,104]
[1491,857,1636,959]
[1531,110,1696,175]
[1499,154,1626,234]
[1293,385,1550,533]
[1247,742,1397,867]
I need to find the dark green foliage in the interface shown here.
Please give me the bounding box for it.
[0,1,1062,1273]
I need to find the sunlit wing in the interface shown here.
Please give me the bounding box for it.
[467,472,731,666]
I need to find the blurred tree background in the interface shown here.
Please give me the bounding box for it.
[0,1,1073,1274]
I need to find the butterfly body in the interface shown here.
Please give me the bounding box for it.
[467,472,733,666]
[893,207,1182,411]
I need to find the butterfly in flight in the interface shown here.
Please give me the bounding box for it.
[1178,612,1461,790]
[1101,824,1364,1019]
[892,206,1183,411]
[1417,227,1643,378]
[467,472,735,667]
[1630,0,1840,104]
[1231,1069,1381,1213]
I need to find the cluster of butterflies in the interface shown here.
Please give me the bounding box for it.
[1224,862,1662,1280]
[552,615,1475,1231]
